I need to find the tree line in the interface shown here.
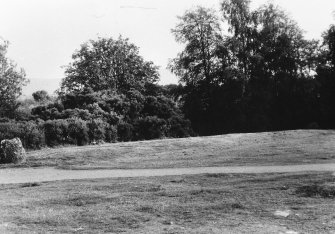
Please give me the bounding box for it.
[0,0,334,149]
[169,0,335,135]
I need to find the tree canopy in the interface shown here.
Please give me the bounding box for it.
[169,7,222,86]
[170,1,325,134]
[0,40,28,117]
[60,36,159,95]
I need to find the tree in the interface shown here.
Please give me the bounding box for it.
[316,25,335,128]
[0,40,28,117]
[169,7,222,86]
[322,25,335,68]
[32,90,50,102]
[221,0,254,83]
[60,36,159,95]
[170,2,321,134]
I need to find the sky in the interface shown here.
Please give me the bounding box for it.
[0,0,334,96]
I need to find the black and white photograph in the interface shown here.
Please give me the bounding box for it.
[0,0,335,233]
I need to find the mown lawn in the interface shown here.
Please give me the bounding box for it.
[0,172,334,233]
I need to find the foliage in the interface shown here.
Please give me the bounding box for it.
[0,121,45,149]
[32,90,50,102]
[167,116,193,138]
[87,118,109,143]
[44,119,69,147]
[30,86,193,145]
[117,122,134,142]
[134,116,167,140]
[315,25,335,128]
[0,40,28,117]
[60,36,159,95]
[67,118,89,146]
[169,7,222,86]
[170,2,326,135]
[104,124,117,143]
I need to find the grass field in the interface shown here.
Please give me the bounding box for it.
[0,130,335,233]
[0,172,335,233]
[2,130,335,170]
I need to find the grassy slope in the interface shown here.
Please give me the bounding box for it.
[7,129,335,169]
[0,172,334,233]
[1,130,335,233]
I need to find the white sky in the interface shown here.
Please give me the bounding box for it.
[0,0,334,95]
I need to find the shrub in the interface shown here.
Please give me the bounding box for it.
[307,122,320,129]
[134,116,167,140]
[0,122,21,141]
[67,118,89,146]
[19,121,45,149]
[167,116,193,138]
[142,96,177,119]
[87,118,108,143]
[0,121,45,150]
[61,108,92,120]
[105,124,117,143]
[44,119,69,147]
[31,103,64,120]
[117,122,134,142]
[32,90,50,102]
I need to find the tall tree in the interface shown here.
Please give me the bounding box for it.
[0,40,28,117]
[170,2,321,134]
[221,0,254,76]
[169,7,222,86]
[316,25,335,128]
[60,36,159,95]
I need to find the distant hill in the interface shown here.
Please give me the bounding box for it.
[21,78,61,99]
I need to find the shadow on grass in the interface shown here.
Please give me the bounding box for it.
[296,184,335,198]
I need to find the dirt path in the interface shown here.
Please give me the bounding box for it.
[0,163,335,184]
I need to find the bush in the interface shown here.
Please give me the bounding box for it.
[135,116,167,140]
[67,118,89,146]
[142,96,177,119]
[306,122,320,129]
[105,124,117,143]
[31,103,64,120]
[44,119,69,147]
[87,118,108,143]
[167,116,193,138]
[32,90,50,102]
[0,122,21,141]
[0,121,45,150]
[117,122,134,142]
[19,121,45,149]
